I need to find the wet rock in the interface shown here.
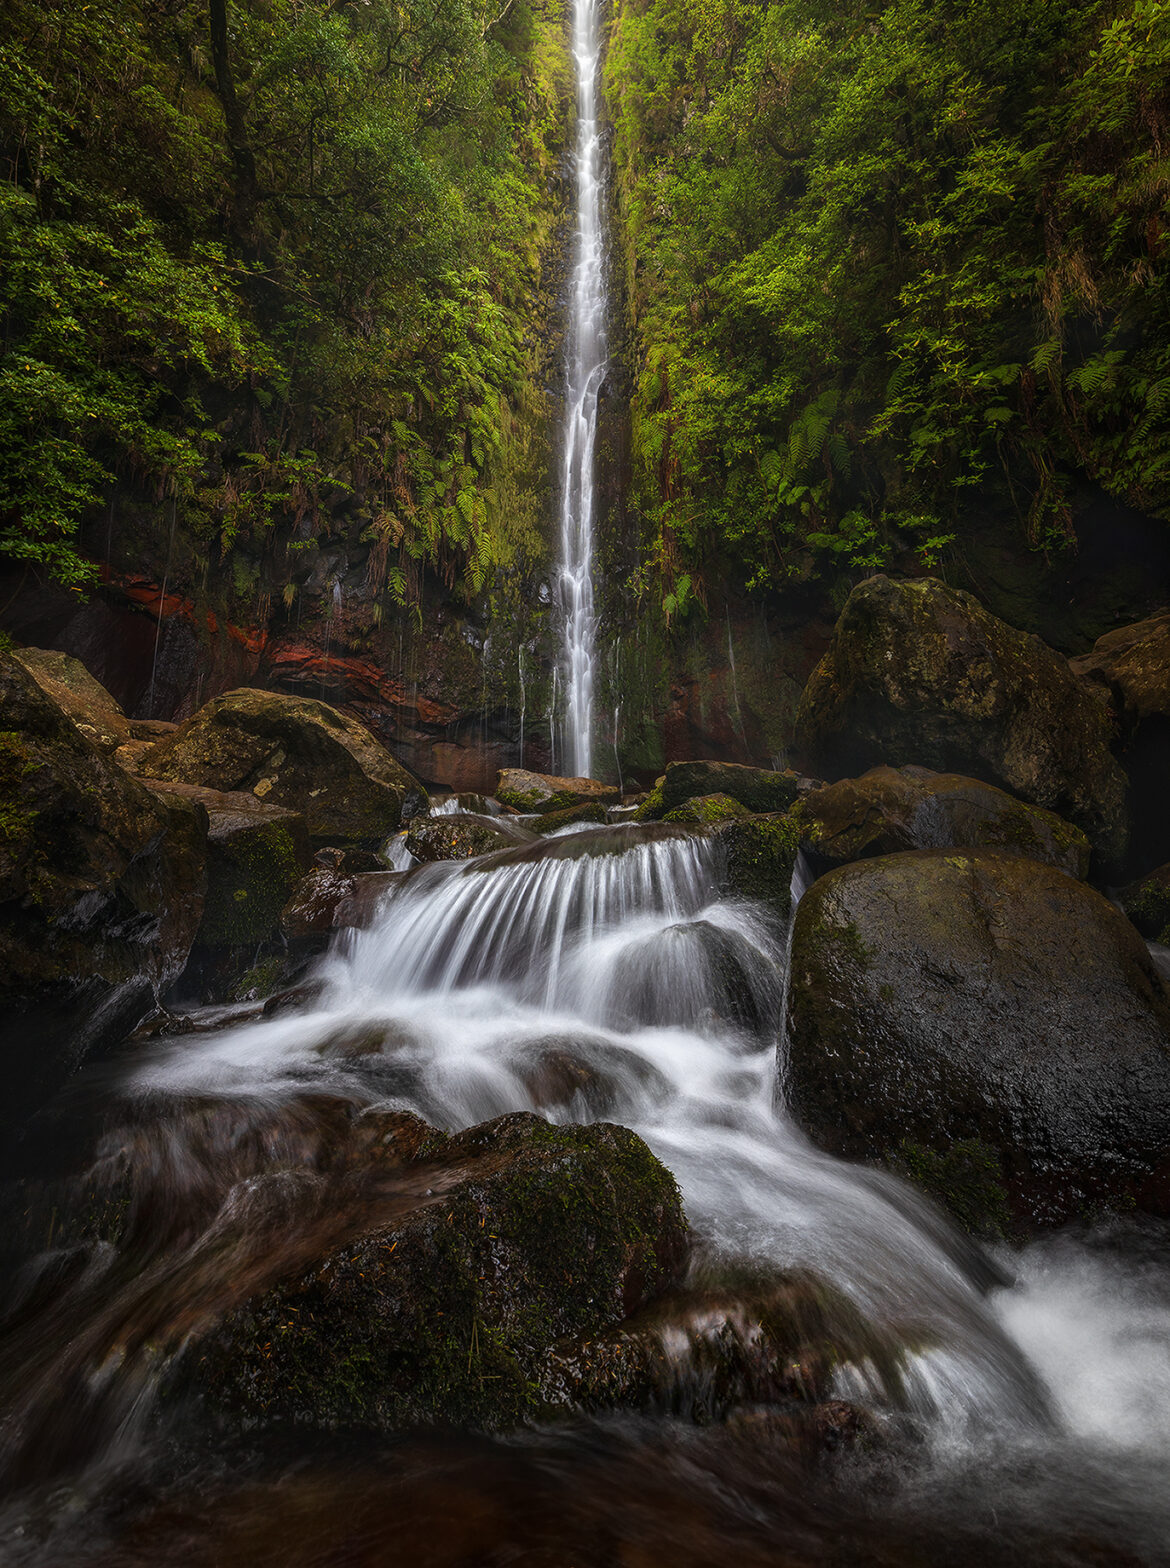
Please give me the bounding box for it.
[716,815,801,913]
[313,846,384,874]
[794,576,1128,869]
[405,817,515,862]
[786,848,1170,1225]
[140,688,428,846]
[279,867,400,947]
[495,767,619,813]
[539,1268,904,1427]
[1118,862,1170,944]
[660,761,801,818]
[13,645,131,754]
[1072,609,1170,874]
[534,801,610,833]
[0,653,207,1124]
[662,793,752,825]
[795,765,1090,878]
[182,1111,688,1433]
[147,783,312,950]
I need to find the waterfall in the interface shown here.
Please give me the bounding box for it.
[558,0,607,779]
[5,824,1170,1560]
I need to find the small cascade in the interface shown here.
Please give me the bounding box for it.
[557,0,607,778]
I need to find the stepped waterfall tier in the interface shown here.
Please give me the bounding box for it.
[2,803,1169,1563]
[557,0,606,780]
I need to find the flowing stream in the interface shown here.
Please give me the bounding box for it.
[2,819,1170,1564]
[557,0,606,778]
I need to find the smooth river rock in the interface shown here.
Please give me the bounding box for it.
[794,764,1090,878]
[140,687,428,846]
[794,576,1128,869]
[786,848,1170,1225]
[495,768,619,812]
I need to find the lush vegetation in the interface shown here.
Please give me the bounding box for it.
[605,0,1170,607]
[0,0,570,599]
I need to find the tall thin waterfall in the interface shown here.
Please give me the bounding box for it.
[558,0,607,779]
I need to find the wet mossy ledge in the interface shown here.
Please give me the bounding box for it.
[177,1112,689,1434]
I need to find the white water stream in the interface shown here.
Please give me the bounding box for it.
[557,0,606,778]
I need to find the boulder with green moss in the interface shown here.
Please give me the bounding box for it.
[1118,862,1170,945]
[12,646,131,755]
[794,576,1128,869]
[534,800,610,832]
[662,792,751,825]
[717,814,801,912]
[794,764,1090,878]
[0,652,207,1123]
[148,782,312,949]
[661,760,801,817]
[182,1111,688,1433]
[495,768,618,813]
[140,688,428,847]
[786,848,1170,1225]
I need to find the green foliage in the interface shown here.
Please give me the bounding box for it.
[0,0,571,595]
[606,0,1170,598]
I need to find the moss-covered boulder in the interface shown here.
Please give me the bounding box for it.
[534,800,610,832]
[495,768,619,813]
[0,653,207,1124]
[662,792,751,825]
[658,760,801,818]
[405,816,515,862]
[12,646,131,755]
[147,782,312,949]
[795,765,1090,878]
[717,814,802,912]
[1118,862,1170,945]
[1072,609,1170,875]
[786,848,1170,1225]
[183,1111,688,1433]
[794,577,1128,869]
[140,688,428,847]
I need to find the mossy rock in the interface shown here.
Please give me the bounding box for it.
[794,764,1090,879]
[141,687,428,847]
[495,767,619,813]
[786,848,1170,1226]
[534,801,610,833]
[632,781,666,821]
[0,653,208,1124]
[200,817,307,947]
[717,814,802,914]
[887,1138,1013,1241]
[1118,862,1170,945]
[12,647,129,755]
[660,761,801,817]
[795,576,1128,871]
[182,1112,688,1433]
[662,793,751,825]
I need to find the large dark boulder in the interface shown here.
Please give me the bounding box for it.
[0,653,207,1123]
[145,782,312,950]
[794,577,1128,868]
[140,688,427,846]
[786,848,1170,1225]
[795,765,1090,878]
[183,1111,687,1432]
[1072,609,1170,874]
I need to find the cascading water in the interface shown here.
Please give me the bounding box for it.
[3,819,1170,1563]
[557,0,607,779]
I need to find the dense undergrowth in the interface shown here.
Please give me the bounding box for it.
[605,0,1170,609]
[0,0,570,604]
